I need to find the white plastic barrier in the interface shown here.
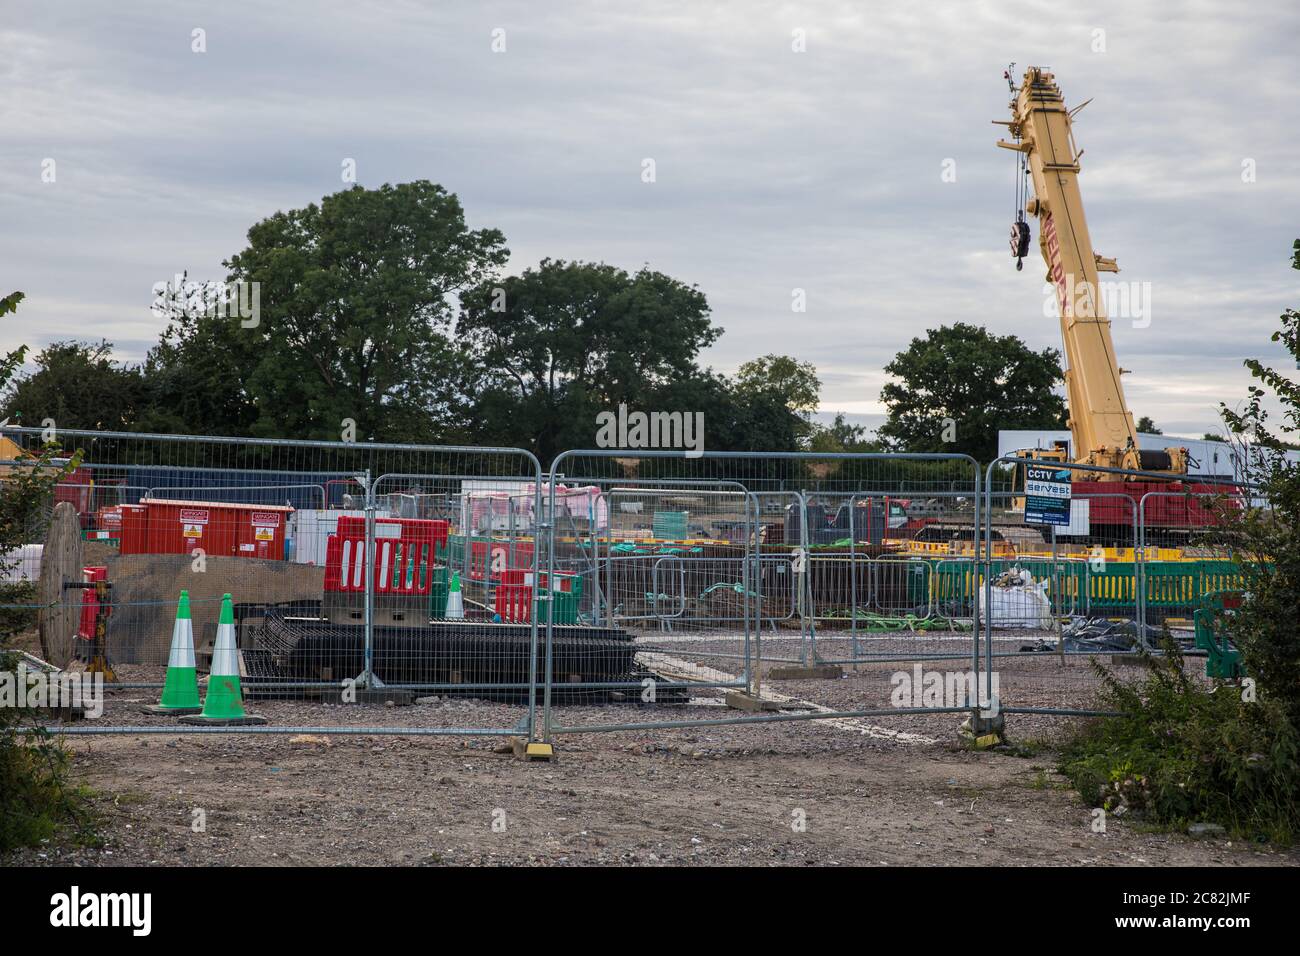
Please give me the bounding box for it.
[287,510,368,566]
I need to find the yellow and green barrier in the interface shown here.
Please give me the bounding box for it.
[924,558,1243,614]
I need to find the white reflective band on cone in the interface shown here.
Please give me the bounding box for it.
[210,621,239,677]
[168,618,196,669]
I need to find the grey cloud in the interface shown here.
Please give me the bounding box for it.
[1,0,1296,440]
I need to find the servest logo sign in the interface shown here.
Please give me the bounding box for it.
[1024,464,1072,526]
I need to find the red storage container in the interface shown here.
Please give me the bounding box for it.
[238,510,289,559]
[117,504,149,554]
[119,499,294,559]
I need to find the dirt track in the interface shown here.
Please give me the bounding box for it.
[9,695,1298,867]
[9,626,1294,867]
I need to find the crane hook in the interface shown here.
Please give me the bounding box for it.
[1010,219,1030,269]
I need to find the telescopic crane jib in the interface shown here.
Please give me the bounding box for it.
[995,65,1189,480]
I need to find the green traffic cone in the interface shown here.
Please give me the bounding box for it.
[445,571,464,619]
[181,593,266,726]
[143,590,202,715]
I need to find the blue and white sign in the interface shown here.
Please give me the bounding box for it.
[1024,464,1072,526]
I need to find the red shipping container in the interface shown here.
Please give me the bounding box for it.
[117,504,149,554]
[237,510,289,560]
[120,499,294,559]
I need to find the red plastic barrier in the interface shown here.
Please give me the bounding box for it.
[468,540,536,583]
[537,571,577,593]
[494,568,533,622]
[324,516,450,595]
[76,566,108,640]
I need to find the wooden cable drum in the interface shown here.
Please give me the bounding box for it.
[36,501,83,667]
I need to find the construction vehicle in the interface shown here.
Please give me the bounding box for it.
[994,65,1237,542]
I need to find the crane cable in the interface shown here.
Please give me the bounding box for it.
[1007,64,1030,272]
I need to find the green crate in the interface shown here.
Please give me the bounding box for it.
[540,572,582,624]
[538,590,579,624]
[428,565,449,618]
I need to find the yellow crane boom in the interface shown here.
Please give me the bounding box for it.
[995,66,1187,479]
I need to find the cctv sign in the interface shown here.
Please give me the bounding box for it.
[1024,464,1071,526]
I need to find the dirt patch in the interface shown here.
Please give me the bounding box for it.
[104,554,324,664]
[8,696,1297,867]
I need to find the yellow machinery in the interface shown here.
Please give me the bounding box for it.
[995,66,1189,480]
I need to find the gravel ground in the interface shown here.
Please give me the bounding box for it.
[9,639,1296,868]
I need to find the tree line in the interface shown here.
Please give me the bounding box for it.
[3,181,1071,464]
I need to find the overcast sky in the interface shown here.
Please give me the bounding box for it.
[3,0,1297,440]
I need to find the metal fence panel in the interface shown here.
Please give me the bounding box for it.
[541,450,983,740]
[980,456,1251,722]
[3,426,545,737]
[17,431,1263,743]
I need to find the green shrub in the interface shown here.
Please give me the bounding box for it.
[1058,640,1300,844]
[0,653,96,853]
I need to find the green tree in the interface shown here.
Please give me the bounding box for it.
[1215,238,1300,727]
[150,182,507,442]
[1136,415,1162,434]
[134,318,259,436]
[732,354,822,448]
[878,322,1066,461]
[809,412,881,454]
[2,341,145,432]
[458,259,718,461]
[735,355,820,415]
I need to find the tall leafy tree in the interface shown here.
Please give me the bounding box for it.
[878,322,1066,461]
[2,340,145,432]
[733,354,822,447]
[150,182,507,442]
[458,259,718,461]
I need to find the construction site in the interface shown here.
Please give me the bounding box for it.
[2,12,1297,900]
